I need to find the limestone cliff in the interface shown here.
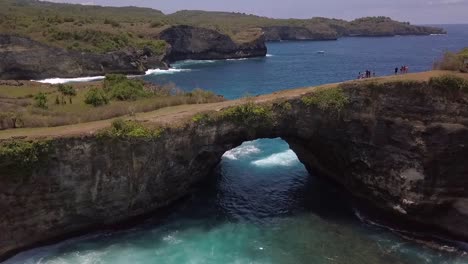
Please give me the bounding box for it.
[262,26,338,41]
[158,25,267,62]
[0,35,168,80]
[0,78,467,260]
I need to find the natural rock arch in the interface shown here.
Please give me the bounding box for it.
[1,80,467,260]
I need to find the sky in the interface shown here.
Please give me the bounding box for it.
[44,0,468,24]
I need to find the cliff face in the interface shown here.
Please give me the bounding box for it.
[1,80,467,259]
[159,25,267,62]
[262,26,338,41]
[0,35,168,80]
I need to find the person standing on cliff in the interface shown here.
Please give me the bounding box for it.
[395,67,398,75]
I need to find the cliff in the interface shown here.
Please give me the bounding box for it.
[0,73,467,260]
[262,26,338,41]
[158,25,267,62]
[0,35,168,80]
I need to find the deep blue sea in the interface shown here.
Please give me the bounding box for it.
[6,25,468,264]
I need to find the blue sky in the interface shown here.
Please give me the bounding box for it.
[45,0,468,24]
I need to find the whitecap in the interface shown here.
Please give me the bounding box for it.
[35,67,188,84]
[251,150,299,167]
[223,143,261,160]
[36,76,105,84]
[144,68,190,75]
[172,60,216,68]
[266,54,274,57]
[226,58,248,61]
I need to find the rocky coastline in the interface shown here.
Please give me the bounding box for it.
[1,77,467,260]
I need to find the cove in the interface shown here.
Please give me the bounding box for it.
[5,139,467,264]
[1,76,468,263]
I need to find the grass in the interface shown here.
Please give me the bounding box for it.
[97,118,164,139]
[1,71,467,140]
[301,87,348,111]
[0,79,224,129]
[429,74,468,93]
[0,0,444,53]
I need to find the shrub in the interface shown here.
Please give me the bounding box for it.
[98,118,164,139]
[138,40,167,55]
[192,112,212,123]
[104,74,148,101]
[85,87,109,107]
[434,48,468,72]
[104,18,120,28]
[34,92,48,109]
[301,87,348,111]
[186,88,217,103]
[220,102,273,125]
[150,21,165,28]
[0,140,51,173]
[429,75,468,93]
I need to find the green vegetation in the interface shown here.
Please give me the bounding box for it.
[0,0,443,53]
[84,87,109,106]
[190,100,275,127]
[434,48,468,72]
[103,74,148,101]
[429,75,468,93]
[0,79,223,129]
[301,87,348,111]
[98,118,164,139]
[34,92,48,109]
[0,140,51,174]
[57,84,77,104]
[219,102,273,126]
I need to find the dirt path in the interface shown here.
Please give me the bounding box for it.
[0,71,464,140]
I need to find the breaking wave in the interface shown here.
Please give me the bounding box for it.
[144,68,191,75]
[222,142,261,160]
[35,68,191,84]
[36,76,105,84]
[251,150,299,167]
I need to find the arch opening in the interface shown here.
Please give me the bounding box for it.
[5,138,464,264]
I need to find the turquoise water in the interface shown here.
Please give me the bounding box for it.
[144,24,468,99]
[5,139,468,264]
[5,25,468,263]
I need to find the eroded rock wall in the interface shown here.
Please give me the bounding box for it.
[159,25,267,62]
[1,81,467,259]
[0,35,167,80]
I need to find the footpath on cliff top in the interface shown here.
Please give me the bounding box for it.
[0,70,466,140]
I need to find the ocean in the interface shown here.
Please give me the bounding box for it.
[6,24,468,264]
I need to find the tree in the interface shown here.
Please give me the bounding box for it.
[34,93,48,109]
[57,84,77,104]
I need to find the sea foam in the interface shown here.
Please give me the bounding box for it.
[251,150,299,167]
[223,143,261,160]
[36,76,105,84]
[35,68,189,84]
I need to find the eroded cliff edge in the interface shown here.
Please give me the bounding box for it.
[0,25,267,80]
[0,76,467,259]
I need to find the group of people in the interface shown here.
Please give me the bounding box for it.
[356,65,410,80]
[395,65,409,75]
[357,70,376,79]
